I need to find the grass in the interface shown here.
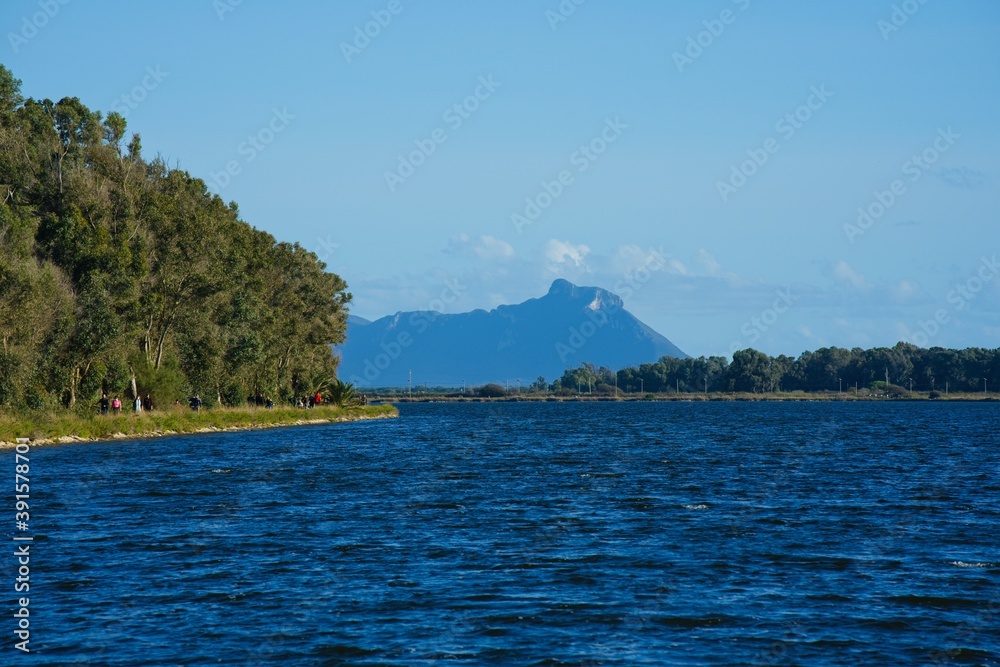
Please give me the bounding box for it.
[0,403,398,444]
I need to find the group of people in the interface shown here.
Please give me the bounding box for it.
[295,393,324,408]
[98,389,368,414]
[248,393,275,409]
[98,394,153,415]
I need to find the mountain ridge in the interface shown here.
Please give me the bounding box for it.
[337,280,687,387]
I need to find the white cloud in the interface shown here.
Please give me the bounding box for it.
[833,260,871,291]
[889,279,922,304]
[543,239,590,271]
[610,244,650,273]
[698,249,723,276]
[446,233,516,262]
[476,235,516,261]
[609,244,690,277]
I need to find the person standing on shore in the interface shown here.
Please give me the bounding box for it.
[143,394,153,412]
[134,396,142,412]
[99,394,109,415]
[112,396,121,414]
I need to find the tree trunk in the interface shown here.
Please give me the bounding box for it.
[68,367,78,407]
[154,327,169,370]
[144,316,155,366]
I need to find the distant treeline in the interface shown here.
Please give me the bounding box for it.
[559,343,1000,395]
[0,67,350,410]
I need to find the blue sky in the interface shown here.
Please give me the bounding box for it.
[4,0,998,357]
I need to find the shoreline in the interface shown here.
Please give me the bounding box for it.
[384,393,999,403]
[0,404,398,448]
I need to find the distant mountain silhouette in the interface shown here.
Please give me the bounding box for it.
[337,279,687,387]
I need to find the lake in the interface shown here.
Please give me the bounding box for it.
[24,402,1000,665]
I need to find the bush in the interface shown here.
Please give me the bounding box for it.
[478,383,506,398]
[328,379,357,407]
[136,358,189,409]
[220,381,246,407]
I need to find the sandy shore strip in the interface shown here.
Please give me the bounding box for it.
[0,405,398,448]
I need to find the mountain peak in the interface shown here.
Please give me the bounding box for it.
[548,278,575,295]
[545,278,623,311]
[338,281,687,386]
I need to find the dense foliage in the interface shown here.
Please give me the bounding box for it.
[562,343,1000,394]
[0,67,350,410]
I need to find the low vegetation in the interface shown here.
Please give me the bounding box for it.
[0,403,396,444]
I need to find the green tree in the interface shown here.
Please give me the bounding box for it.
[727,349,773,393]
[478,383,506,398]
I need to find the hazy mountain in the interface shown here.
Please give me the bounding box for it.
[337,279,687,387]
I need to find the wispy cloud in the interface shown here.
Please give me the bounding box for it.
[543,239,591,272]
[697,249,723,276]
[888,279,923,304]
[936,167,988,189]
[446,234,516,262]
[832,260,872,291]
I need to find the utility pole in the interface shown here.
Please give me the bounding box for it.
[839,378,842,394]
[640,378,644,395]
[909,378,913,393]
[676,378,679,394]
[517,379,520,394]
[986,378,989,395]
[408,370,412,400]
[704,377,708,394]
[463,379,466,394]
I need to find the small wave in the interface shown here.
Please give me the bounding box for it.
[951,561,995,568]
[684,504,709,510]
[210,469,232,474]
[887,594,982,609]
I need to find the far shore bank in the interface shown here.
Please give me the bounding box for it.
[0,404,398,448]
[381,392,998,403]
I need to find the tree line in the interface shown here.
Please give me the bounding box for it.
[558,343,1000,395]
[0,67,350,411]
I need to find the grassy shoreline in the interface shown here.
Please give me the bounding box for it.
[0,403,398,447]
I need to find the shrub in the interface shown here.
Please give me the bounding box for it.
[328,379,357,407]
[478,383,506,398]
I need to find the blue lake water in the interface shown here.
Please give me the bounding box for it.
[20,402,1000,665]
